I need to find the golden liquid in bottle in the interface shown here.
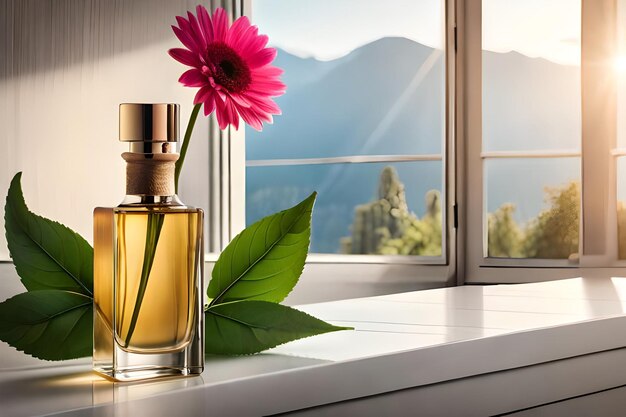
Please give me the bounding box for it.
[113,209,201,353]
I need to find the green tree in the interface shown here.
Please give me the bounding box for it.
[522,181,580,259]
[341,167,442,256]
[344,170,580,260]
[377,190,442,256]
[487,181,580,260]
[488,203,524,257]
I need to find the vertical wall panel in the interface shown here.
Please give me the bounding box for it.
[0,0,210,260]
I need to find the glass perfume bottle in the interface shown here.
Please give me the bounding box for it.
[93,103,204,381]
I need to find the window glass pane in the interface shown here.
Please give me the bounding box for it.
[245,0,447,260]
[246,0,445,160]
[485,158,580,259]
[247,162,443,255]
[482,0,581,152]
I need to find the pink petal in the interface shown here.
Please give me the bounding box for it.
[214,99,230,130]
[203,99,216,116]
[168,48,201,67]
[179,69,206,87]
[252,65,284,77]
[226,100,240,130]
[226,16,251,47]
[194,86,214,104]
[236,105,264,131]
[245,95,281,115]
[215,88,228,102]
[252,106,274,123]
[228,92,252,108]
[196,5,214,43]
[247,48,277,69]
[175,16,203,49]
[172,25,200,53]
[239,31,269,58]
[236,25,260,53]
[244,88,285,101]
[187,11,206,50]
[214,96,241,130]
[248,79,287,96]
[260,113,273,124]
[212,8,229,42]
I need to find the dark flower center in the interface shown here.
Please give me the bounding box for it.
[205,42,251,93]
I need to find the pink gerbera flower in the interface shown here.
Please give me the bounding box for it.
[169,6,285,131]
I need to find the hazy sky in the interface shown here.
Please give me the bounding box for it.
[253,0,581,66]
[483,0,580,66]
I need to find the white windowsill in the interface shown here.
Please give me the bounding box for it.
[202,252,447,265]
[2,278,626,416]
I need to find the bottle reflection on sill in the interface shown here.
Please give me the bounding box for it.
[92,374,205,406]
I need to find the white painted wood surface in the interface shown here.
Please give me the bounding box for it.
[508,382,626,417]
[286,348,626,417]
[2,278,626,416]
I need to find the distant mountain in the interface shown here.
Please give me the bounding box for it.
[483,51,580,152]
[246,38,581,252]
[248,37,445,160]
[272,51,340,93]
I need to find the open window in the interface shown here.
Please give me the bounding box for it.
[462,0,626,283]
[207,0,460,299]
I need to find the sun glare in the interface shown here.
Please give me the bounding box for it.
[614,56,626,73]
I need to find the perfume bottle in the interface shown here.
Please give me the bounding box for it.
[93,103,204,381]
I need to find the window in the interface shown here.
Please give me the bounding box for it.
[482,0,581,262]
[463,0,626,283]
[244,0,452,264]
[14,0,626,295]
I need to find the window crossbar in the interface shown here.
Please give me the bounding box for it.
[481,150,581,159]
[246,154,443,167]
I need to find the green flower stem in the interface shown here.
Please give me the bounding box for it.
[124,212,165,348]
[175,103,202,193]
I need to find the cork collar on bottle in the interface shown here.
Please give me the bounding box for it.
[122,152,179,197]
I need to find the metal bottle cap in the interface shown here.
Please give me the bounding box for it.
[119,103,179,196]
[119,103,179,154]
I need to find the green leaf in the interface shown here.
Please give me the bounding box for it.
[0,290,93,360]
[205,300,351,355]
[208,192,316,305]
[4,172,93,296]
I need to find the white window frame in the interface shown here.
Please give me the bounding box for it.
[462,0,626,284]
[205,0,460,288]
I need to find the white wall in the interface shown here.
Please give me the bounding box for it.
[0,0,210,260]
